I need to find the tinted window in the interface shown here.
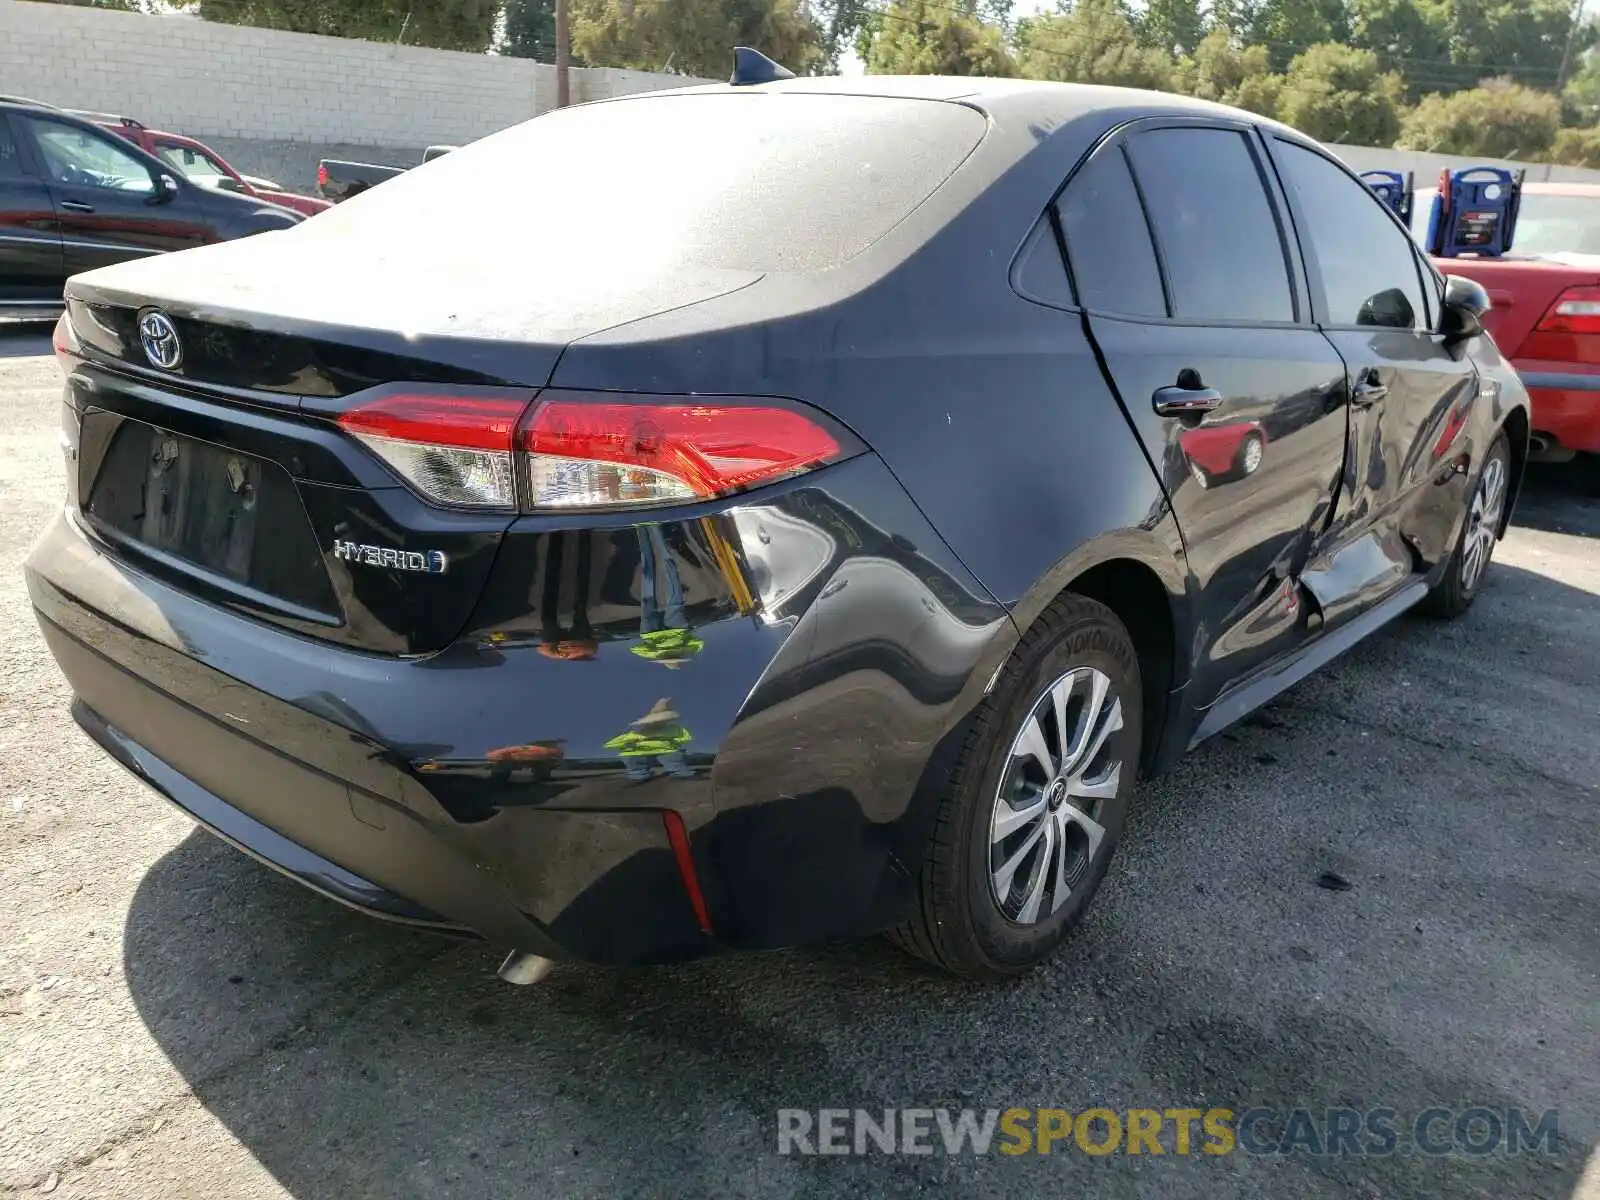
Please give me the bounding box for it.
[0,118,25,181]
[26,117,155,196]
[1058,146,1165,317]
[316,94,986,273]
[1012,216,1075,309]
[1275,140,1427,329]
[1126,128,1294,323]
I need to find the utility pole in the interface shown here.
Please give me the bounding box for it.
[1556,0,1585,93]
[555,0,571,108]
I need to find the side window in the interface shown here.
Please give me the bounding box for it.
[1274,139,1429,330]
[1012,215,1076,310]
[24,118,156,197]
[1057,145,1166,318]
[0,118,28,181]
[1125,127,1296,323]
[157,142,231,190]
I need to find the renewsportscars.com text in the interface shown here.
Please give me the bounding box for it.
[776,1106,1561,1158]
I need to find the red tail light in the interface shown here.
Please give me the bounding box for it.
[337,389,535,510]
[517,395,846,510]
[1535,285,1600,335]
[52,311,80,364]
[338,388,854,513]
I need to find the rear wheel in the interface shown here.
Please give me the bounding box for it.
[890,595,1141,977]
[1423,431,1510,618]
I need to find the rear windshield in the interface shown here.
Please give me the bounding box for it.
[315,92,986,273]
[1412,189,1600,256]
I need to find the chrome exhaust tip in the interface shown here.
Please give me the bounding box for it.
[498,950,557,985]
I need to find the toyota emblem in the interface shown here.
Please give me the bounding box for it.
[138,310,182,370]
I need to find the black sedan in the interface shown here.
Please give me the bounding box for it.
[27,74,1527,980]
[0,98,301,318]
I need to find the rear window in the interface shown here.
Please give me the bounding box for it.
[1489,192,1600,257]
[317,93,986,273]
[1410,189,1600,257]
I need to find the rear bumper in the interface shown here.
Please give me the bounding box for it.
[26,452,1013,964]
[33,590,689,962]
[71,696,469,933]
[1514,361,1600,454]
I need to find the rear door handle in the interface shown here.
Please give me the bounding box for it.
[1153,385,1223,417]
[1351,382,1389,408]
[59,200,95,213]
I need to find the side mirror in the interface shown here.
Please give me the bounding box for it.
[148,172,180,205]
[1357,287,1417,329]
[1439,274,1490,344]
[216,176,245,194]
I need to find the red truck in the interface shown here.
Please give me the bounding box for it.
[1416,181,1600,465]
[77,110,329,218]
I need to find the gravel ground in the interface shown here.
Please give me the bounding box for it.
[1,326,1596,1199]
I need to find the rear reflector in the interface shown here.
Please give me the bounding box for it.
[518,395,845,510]
[661,809,713,935]
[338,390,534,510]
[1535,285,1600,335]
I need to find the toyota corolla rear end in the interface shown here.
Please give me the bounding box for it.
[25,87,1015,968]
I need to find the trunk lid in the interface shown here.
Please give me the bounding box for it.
[61,228,760,657]
[66,224,761,393]
[1432,254,1600,363]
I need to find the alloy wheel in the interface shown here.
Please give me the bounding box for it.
[1460,453,1507,592]
[1241,435,1264,475]
[988,666,1123,925]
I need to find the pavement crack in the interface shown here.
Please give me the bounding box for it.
[1274,699,1594,797]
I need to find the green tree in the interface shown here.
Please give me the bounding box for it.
[1175,25,1281,115]
[863,0,1014,75]
[1250,0,1352,70]
[1348,0,1450,96]
[569,0,824,77]
[1397,79,1562,159]
[1562,52,1600,124]
[1553,125,1600,167]
[1138,0,1206,57]
[1018,0,1173,90]
[503,0,557,60]
[198,0,499,50]
[1447,0,1581,93]
[1277,43,1403,143]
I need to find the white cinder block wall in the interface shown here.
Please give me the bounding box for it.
[0,0,711,146]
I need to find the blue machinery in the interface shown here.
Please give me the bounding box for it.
[1365,165,1524,258]
[1360,170,1413,226]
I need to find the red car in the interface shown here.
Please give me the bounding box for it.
[1417,182,1600,462]
[1178,418,1268,488]
[79,110,329,218]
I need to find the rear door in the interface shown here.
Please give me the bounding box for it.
[17,113,211,274]
[1268,137,1481,616]
[1063,120,1350,704]
[0,112,64,305]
